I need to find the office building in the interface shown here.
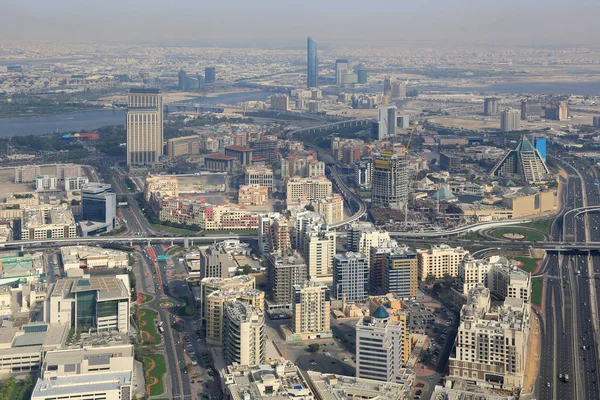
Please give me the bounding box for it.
[65,176,90,191]
[544,101,568,121]
[333,252,368,302]
[304,228,336,278]
[245,165,274,190]
[335,59,349,84]
[491,135,550,184]
[0,322,68,375]
[307,36,318,88]
[258,213,291,254]
[314,195,344,225]
[221,359,316,399]
[225,145,253,166]
[354,161,372,188]
[391,81,406,99]
[21,204,77,240]
[355,304,412,383]
[371,153,409,210]
[356,67,368,84]
[238,184,268,206]
[199,239,252,279]
[178,69,203,90]
[397,114,410,129]
[382,245,418,298]
[35,175,58,191]
[249,139,279,162]
[448,285,530,390]
[223,301,266,365]
[500,109,521,132]
[383,77,392,96]
[348,222,391,264]
[439,152,462,172]
[126,88,163,166]
[594,116,600,128]
[31,345,134,400]
[167,135,200,159]
[204,153,236,172]
[370,240,401,294]
[205,67,216,84]
[266,250,308,307]
[367,294,411,363]
[377,105,397,139]
[199,275,256,325]
[307,371,412,400]
[521,100,543,120]
[286,176,332,205]
[61,245,128,272]
[417,244,469,281]
[80,183,117,236]
[271,94,290,111]
[291,281,331,340]
[44,275,130,333]
[484,98,499,116]
[533,136,547,161]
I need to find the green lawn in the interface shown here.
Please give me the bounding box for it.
[489,227,545,242]
[140,293,154,304]
[143,354,167,397]
[460,231,481,241]
[519,218,554,234]
[138,308,161,345]
[531,277,543,307]
[167,246,184,256]
[513,256,541,274]
[150,223,198,235]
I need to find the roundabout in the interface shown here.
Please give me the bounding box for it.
[158,300,175,308]
[502,232,526,240]
[487,227,546,242]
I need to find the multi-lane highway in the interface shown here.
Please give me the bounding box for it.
[537,157,600,400]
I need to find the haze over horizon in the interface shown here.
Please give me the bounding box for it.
[2,0,600,47]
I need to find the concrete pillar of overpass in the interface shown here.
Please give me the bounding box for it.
[184,237,189,248]
[130,241,133,247]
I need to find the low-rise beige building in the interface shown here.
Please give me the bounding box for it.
[145,174,179,200]
[286,176,332,205]
[502,187,557,219]
[167,135,200,159]
[60,246,129,272]
[417,244,469,281]
[21,204,77,240]
[238,184,269,206]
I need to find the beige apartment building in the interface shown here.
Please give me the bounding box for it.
[348,222,391,266]
[238,184,268,206]
[21,204,77,240]
[315,195,344,225]
[245,166,274,191]
[199,275,256,324]
[258,213,291,254]
[290,282,331,340]
[417,244,469,281]
[223,301,266,365]
[31,345,134,400]
[304,229,336,278]
[167,135,200,159]
[145,174,178,200]
[286,176,332,205]
[126,88,163,166]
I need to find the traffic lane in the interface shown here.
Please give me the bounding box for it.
[575,266,599,398]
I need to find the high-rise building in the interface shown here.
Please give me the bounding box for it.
[258,213,291,254]
[391,81,406,99]
[80,183,117,236]
[533,136,547,162]
[383,77,392,96]
[307,37,318,88]
[314,195,344,225]
[199,275,256,325]
[377,105,397,139]
[416,244,469,281]
[520,100,543,120]
[31,345,134,400]
[370,239,401,295]
[199,240,252,279]
[357,68,368,84]
[167,135,200,159]
[335,59,349,84]
[348,222,391,265]
[270,94,289,111]
[593,116,600,128]
[333,252,368,302]
[266,250,308,306]
[205,67,216,84]
[223,301,266,366]
[126,88,163,166]
[491,135,550,184]
[35,175,58,191]
[293,211,324,251]
[483,98,499,116]
[245,165,274,190]
[355,302,411,383]
[354,161,372,188]
[544,101,568,121]
[178,69,187,90]
[291,281,331,340]
[382,245,418,298]
[371,153,409,210]
[500,109,521,132]
[304,227,336,279]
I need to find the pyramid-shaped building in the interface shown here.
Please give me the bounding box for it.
[490,135,549,184]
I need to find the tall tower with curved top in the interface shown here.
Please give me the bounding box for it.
[307,36,318,88]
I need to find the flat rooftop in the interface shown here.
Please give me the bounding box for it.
[31,371,132,399]
[51,276,128,300]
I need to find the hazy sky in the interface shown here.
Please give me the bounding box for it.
[2,0,600,47]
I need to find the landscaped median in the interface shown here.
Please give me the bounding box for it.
[137,308,161,345]
[489,227,546,242]
[531,277,543,307]
[143,354,167,397]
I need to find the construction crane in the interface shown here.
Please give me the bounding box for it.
[404,122,419,152]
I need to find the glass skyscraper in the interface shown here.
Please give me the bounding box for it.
[307,36,318,88]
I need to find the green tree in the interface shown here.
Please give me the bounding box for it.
[308,343,320,353]
[304,204,315,212]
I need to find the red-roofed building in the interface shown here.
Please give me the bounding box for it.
[225,145,253,166]
[204,154,235,172]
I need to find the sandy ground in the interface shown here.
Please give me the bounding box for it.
[0,168,35,199]
[522,310,541,397]
[432,112,597,132]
